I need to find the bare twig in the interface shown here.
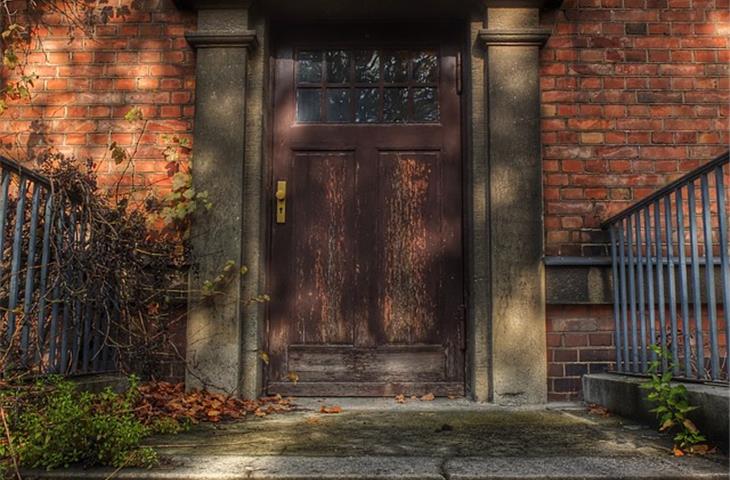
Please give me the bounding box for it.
[0,405,22,480]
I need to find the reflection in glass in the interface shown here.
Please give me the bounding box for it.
[413,87,439,122]
[297,50,322,83]
[413,51,438,83]
[383,51,409,83]
[326,50,351,83]
[356,88,379,123]
[383,88,408,123]
[355,50,380,83]
[297,89,321,122]
[326,89,352,122]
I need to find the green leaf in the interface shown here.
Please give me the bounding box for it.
[124,106,143,122]
[171,172,191,192]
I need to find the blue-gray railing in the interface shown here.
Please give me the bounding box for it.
[0,156,115,376]
[603,151,729,382]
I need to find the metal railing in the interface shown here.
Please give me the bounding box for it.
[602,151,729,382]
[0,156,115,376]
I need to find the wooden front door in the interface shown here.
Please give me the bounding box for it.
[267,24,464,396]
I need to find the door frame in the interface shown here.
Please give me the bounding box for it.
[263,21,472,396]
[184,2,551,404]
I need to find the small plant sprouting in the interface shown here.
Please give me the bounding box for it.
[640,344,707,454]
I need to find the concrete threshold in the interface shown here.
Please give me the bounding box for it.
[22,401,730,480]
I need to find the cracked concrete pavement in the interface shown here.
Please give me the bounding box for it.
[22,399,730,479]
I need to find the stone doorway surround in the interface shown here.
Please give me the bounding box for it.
[179,0,557,404]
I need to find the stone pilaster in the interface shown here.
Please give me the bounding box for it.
[480,8,550,404]
[185,7,258,396]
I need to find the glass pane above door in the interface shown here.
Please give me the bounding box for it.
[295,48,441,124]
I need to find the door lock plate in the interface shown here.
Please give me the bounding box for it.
[275,180,286,224]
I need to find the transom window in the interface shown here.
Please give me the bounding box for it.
[295,49,440,124]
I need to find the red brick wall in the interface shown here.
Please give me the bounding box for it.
[541,0,730,257]
[547,305,617,401]
[0,0,196,192]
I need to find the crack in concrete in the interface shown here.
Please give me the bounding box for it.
[438,456,452,480]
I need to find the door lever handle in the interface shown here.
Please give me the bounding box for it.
[275,180,286,224]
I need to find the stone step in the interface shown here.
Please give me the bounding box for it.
[22,454,730,480]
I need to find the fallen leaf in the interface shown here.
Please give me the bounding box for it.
[673,446,685,457]
[287,371,300,385]
[305,416,321,425]
[687,444,715,455]
[420,393,435,401]
[587,403,610,416]
[320,405,342,414]
[394,394,406,404]
[682,419,699,434]
[660,418,675,432]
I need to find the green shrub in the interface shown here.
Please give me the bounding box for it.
[641,345,706,451]
[0,376,159,471]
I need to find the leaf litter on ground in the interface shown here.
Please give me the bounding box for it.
[136,381,294,425]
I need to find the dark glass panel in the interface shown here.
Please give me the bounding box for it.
[326,88,352,122]
[297,89,322,122]
[413,51,438,83]
[355,88,380,123]
[326,50,351,83]
[297,50,322,83]
[383,88,408,123]
[355,50,380,83]
[383,51,409,83]
[413,87,439,122]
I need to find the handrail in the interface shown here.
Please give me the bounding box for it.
[601,151,729,383]
[0,155,52,187]
[601,151,729,228]
[0,156,116,376]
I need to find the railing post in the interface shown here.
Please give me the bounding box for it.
[688,181,705,379]
[654,200,668,373]
[700,174,720,380]
[714,166,730,380]
[644,207,657,365]
[675,188,692,377]
[610,226,623,372]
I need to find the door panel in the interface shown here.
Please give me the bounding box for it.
[268,24,464,396]
[292,151,355,345]
[378,151,440,344]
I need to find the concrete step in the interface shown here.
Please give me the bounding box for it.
[20,400,730,480]
[21,454,730,480]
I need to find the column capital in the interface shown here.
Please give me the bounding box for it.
[185,30,258,49]
[478,27,551,47]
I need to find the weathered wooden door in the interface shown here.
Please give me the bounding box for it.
[268,24,464,396]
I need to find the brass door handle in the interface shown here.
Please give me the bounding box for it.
[275,180,286,223]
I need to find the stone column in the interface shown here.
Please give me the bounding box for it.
[184,7,258,396]
[479,8,550,404]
